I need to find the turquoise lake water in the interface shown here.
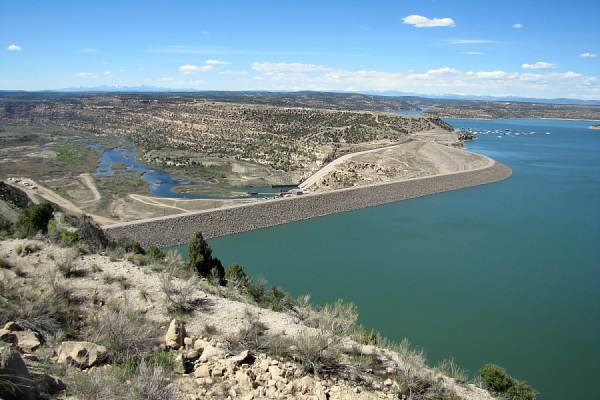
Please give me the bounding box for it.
[173,119,600,399]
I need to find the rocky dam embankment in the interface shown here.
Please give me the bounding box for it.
[102,161,511,248]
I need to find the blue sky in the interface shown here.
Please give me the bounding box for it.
[1,0,598,99]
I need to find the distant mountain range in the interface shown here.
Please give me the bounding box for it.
[365,91,600,106]
[4,85,599,106]
[47,85,200,93]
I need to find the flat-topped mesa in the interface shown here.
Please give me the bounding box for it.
[103,160,512,248]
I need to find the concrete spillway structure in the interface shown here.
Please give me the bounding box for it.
[102,161,512,248]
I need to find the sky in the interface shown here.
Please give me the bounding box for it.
[1,0,599,99]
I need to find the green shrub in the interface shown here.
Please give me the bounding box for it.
[14,202,55,237]
[480,363,538,400]
[15,242,41,256]
[146,244,166,261]
[188,231,224,284]
[225,262,250,289]
[116,237,145,255]
[0,215,12,237]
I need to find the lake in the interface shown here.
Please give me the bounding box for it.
[174,119,599,399]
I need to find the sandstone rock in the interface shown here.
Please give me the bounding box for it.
[384,378,394,387]
[0,348,38,400]
[230,349,255,366]
[283,382,295,395]
[15,330,41,353]
[258,358,270,372]
[165,319,186,349]
[3,321,24,331]
[300,375,315,392]
[199,345,226,362]
[194,364,211,378]
[184,348,200,360]
[183,337,193,347]
[0,328,17,344]
[57,341,108,368]
[266,386,278,397]
[235,370,254,389]
[194,337,210,350]
[211,366,224,377]
[314,381,327,400]
[268,364,286,382]
[173,353,187,374]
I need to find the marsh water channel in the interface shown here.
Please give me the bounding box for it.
[91,144,293,199]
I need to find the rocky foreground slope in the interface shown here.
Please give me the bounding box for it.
[0,237,496,400]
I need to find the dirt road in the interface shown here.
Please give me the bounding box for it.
[4,179,117,225]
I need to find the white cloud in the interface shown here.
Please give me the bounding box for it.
[104,70,112,76]
[475,71,508,79]
[513,23,523,28]
[450,39,493,44]
[205,59,230,65]
[580,52,598,58]
[252,62,331,73]
[522,62,558,69]
[179,64,213,74]
[76,72,97,78]
[7,45,21,51]
[564,71,582,78]
[247,62,598,98]
[402,15,455,28]
[218,70,248,75]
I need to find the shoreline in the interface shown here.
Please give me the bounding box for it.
[103,159,512,248]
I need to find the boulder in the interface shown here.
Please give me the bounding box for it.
[3,321,24,331]
[258,358,270,372]
[57,341,108,368]
[199,345,226,362]
[194,364,211,378]
[314,381,327,400]
[300,375,315,393]
[173,353,188,374]
[0,329,17,345]
[194,337,211,350]
[165,319,186,349]
[0,347,38,400]
[15,330,41,353]
[235,370,254,389]
[230,350,255,366]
